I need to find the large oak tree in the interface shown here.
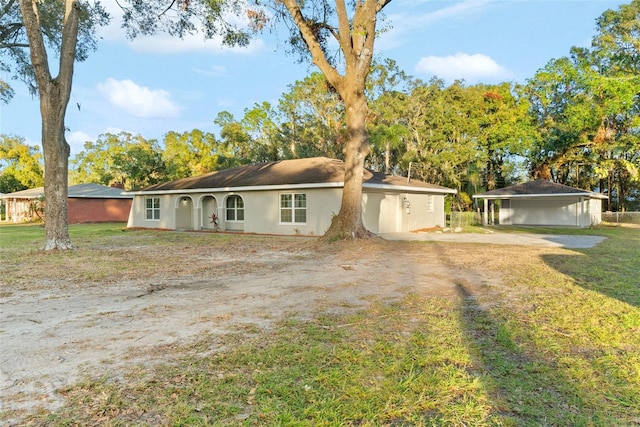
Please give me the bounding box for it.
[124,0,393,239]
[17,0,108,249]
[267,0,392,239]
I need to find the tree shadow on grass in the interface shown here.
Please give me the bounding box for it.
[455,282,617,425]
[540,230,640,308]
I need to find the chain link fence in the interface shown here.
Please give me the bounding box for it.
[447,211,482,229]
[601,212,640,226]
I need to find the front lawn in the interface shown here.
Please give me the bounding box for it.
[1,224,638,426]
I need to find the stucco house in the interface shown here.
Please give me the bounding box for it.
[125,157,457,236]
[473,179,606,227]
[1,183,133,224]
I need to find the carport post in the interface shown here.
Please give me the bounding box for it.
[483,198,489,226]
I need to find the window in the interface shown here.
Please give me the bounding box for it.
[145,197,160,220]
[426,195,434,212]
[280,193,306,224]
[226,195,244,221]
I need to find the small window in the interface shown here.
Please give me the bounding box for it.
[226,195,244,222]
[280,193,306,224]
[145,197,160,220]
[426,195,434,212]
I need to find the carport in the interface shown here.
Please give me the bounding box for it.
[473,180,606,228]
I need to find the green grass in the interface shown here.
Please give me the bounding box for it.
[0,222,128,249]
[0,222,242,256]
[3,224,639,426]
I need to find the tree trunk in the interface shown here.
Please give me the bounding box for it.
[41,93,74,250]
[324,90,372,240]
[20,0,79,250]
[279,0,390,240]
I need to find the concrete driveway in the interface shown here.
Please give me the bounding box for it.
[380,231,606,249]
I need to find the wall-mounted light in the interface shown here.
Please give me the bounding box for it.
[402,195,411,214]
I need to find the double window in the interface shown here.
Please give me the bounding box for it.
[280,193,306,224]
[145,197,160,220]
[226,195,244,221]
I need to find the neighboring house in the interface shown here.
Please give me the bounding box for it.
[125,157,457,236]
[473,179,606,227]
[1,183,133,223]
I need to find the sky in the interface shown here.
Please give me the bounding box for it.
[0,0,630,157]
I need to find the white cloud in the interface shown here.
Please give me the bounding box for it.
[128,33,266,55]
[66,131,94,156]
[380,1,492,50]
[193,64,228,77]
[415,53,513,83]
[97,78,180,119]
[411,0,491,26]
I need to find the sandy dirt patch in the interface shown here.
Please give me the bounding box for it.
[1,236,538,422]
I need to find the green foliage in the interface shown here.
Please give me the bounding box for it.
[163,130,224,179]
[278,73,345,159]
[367,59,412,174]
[524,1,640,210]
[71,132,167,190]
[0,0,109,100]
[119,0,250,45]
[0,134,44,192]
[367,76,536,194]
[11,0,633,214]
[591,0,640,75]
[214,111,258,166]
[241,101,286,161]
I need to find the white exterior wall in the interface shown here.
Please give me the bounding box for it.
[128,188,449,235]
[128,188,344,235]
[362,192,400,233]
[242,188,342,236]
[398,192,446,231]
[362,191,446,233]
[589,198,602,225]
[127,194,176,229]
[498,197,601,227]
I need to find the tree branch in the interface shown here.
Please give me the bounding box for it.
[0,22,23,42]
[376,0,393,13]
[58,0,80,93]
[280,0,343,90]
[335,0,351,52]
[0,42,29,48]
[159,0,179,18]
[19,0,52,86]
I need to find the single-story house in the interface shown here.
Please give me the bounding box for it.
[0,183,133,223]
[125,157,457,236]
[472,179,606,227]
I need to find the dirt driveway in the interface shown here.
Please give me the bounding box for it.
[0,233,591,422]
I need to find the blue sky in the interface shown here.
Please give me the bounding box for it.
[0,0,629,157]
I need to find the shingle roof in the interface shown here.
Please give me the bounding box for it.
[473,179,603,198]
[140,157,456,194]
[0,183,132,199]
